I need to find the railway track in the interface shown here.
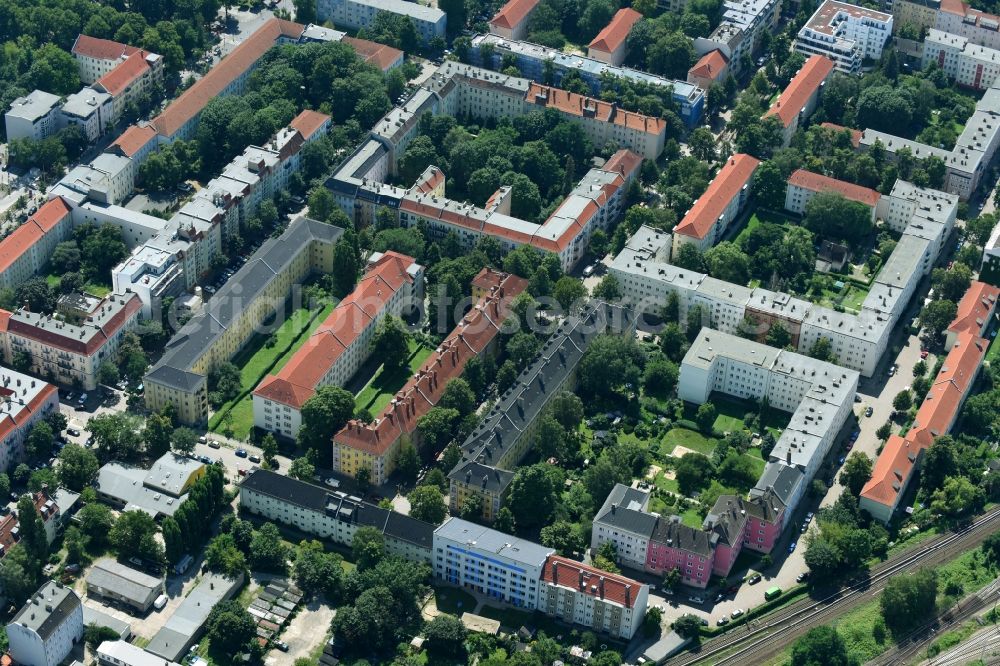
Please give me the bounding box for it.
[666,506,1000,665]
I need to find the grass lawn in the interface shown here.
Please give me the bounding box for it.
[662,427,718,456]
[737,209,799,245]
[680,505,703,528]
[45,272,111,298]
[354,339,433,414]
[432,586,477,615]
[209,302,335,438]
[986,332,1000,365]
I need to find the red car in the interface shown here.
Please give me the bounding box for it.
[920,350,929,359]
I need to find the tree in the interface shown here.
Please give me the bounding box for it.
[893,390,913,412]
[261,433,279,467]
[675,453,715,495]
[695,403,717,434]
[293,0,317,22]
[553,276,587,312]
[57,444,99,491]
[576,335,644,399]
[424,614,468,658]
[162,517,183,565]
[687,127,716,162]
[808,337,836,363]
[494,506,515,533]
[508,464,558,529]
[931,263,973,302]
[352,526,386,569]
[839,452,873,497]
[593,274,622,300]
[171,427,198,454]
[919,299,957,339]
[704,242,750,285]
[717,452,758,490]
[417,407,460,451]
[673,614,701,640]
[394,439,419,482]
[204,534,247,577]
[109,511,163,562]
[370,315,411,372]
[249,523,290,572]
[409,485,447,524]
[803,192,874,248]
[331,239,359,298]
[298,386,355,466]
[540,521,583,555]
[143,413,173,459]
[880,568,938,634]
[293,541,343,597]
[931,476,985,518]
[0,546,38,607]
[16,495,47,562]
[753,161,787,211]
[791,626,851,666]
[766,322,792,348]
[804,537,842,579]
[78,502,115,545]
[207,600,256,657]
[98,361,120,387]
[439,378,476,417]
[289,456,315,481]
[25,422,54,461]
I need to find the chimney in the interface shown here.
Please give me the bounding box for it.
[599,576,605,599]
[552,560,558,580]
[625,584,632,607]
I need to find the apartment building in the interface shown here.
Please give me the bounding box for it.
[591,484,657,570]
[538,556,648,640]
[784,169,881,217]
[0,293,142,391]
[95,453,206,519]
[0,369,58,473]
[7,582,84,666]
[861,291,993,522]
[253,252,424,439]
[489,0,540,39]
[588,8,643,65]
[687,50,730,90]
[0,198,74,292]
[923,29,1000,89]
[672,154,759,254]
[946,280,999,348]
[240,470,434,563]
[71,35,141,84]
[680,329,859,524]
[317,0,445,44]
[434,518,551,608]
[795,1,893,73]
[4,91,61,142]
[763,55,836,146]
[448,302,635,520]
[144,217,342,424]
[332,271,527,485]
[694,0,781,77]
[60,89,113,143]
[470,35,705,127]
[895,0,1000,51]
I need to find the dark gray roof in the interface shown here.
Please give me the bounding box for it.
[449,302,634,492]
[10,581,80,641]
[449,460,514,494]
[648,515,712,557]
[242,470,434,549]
[593,503,658,536]
[704,496,749,548]
[752,462,804,507]
[745,487,786,522]
[146,217,343,390]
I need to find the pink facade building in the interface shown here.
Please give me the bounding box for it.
[742,488,786,553]
[645,517,713,588]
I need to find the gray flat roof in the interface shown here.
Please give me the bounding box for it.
[434,518,552,568]
[6,90,60,121]
[87,560,162,604]
[146,572,242,661]
[9,581,80,641]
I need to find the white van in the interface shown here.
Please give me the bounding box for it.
[154,594,168,610]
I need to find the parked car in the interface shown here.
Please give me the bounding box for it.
[275,641,289,652]
[208,440,221,449]
[199,455,212,465]
[154,594,168,610]
[731,609,744,619]
[888,365,896,376]
[747,573,762,585]
[688,595,705,604]
[789,541,798,553]
[248,454,261,464]
[796,572,810,583]
[717,617,730,626]
[920,349,929,359]
[67,428,81,437]
[235,448,248,458]
[865,406,873,417]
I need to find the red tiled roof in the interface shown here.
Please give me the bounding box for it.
[674,154,759,240]
[527,83,666,136]
[602,148,643,179]
[589,8,643,54]
[787,169,881,208]
[948,281,999,336]
[152,18,304,138]
[820,123,862,148]
[342,36,403,72]
[72,34,139,61]
[253,253,417,409]
[95,50,154,97]
[688,50,729,82]
[289,109,330,141]
[6,294,142,357]
[541,555,644,608]
[0,491,59,557]
[490,0,540,30]
[110,124,158,158]
[861,329,989,509]
[0,197,73,274]
[764,55,835,127]
[333,272,528,457]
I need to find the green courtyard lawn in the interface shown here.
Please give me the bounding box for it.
[45,272,111,298]
[431,586,477,615]
[662,427,719,456]
[209,301,336,439]
[354,339,433,414]
[736,210,799,246]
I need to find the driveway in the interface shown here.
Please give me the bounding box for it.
[265,597,335,665]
